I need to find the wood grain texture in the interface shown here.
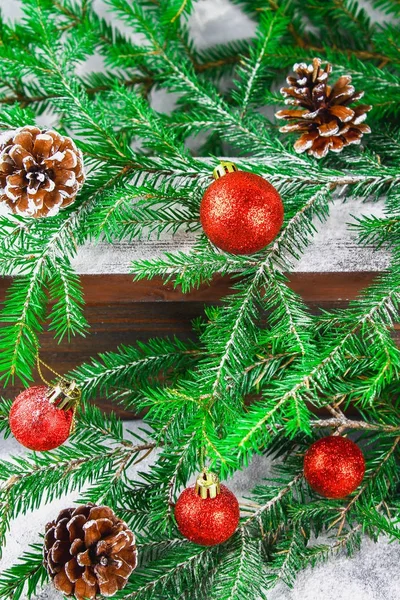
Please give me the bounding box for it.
[1,272,398,417]
[76,272,383,304]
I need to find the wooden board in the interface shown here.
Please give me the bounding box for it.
[71,197,390,274]
[0,180,394,415]
[2,272,398,416]
[0,169,395,409]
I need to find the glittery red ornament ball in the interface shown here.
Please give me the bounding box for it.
[304,436,366,499]
[175,484,240,546]
[200,170,284,255]
[9,385,74,451]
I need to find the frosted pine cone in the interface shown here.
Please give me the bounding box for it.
[0,126,85,218]
[44,504,137,600]
[275,58,372,159]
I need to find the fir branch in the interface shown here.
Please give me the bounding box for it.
[208,532,264,600]
[265,526,306,589]
[132,244,251,292]
[0,437,154,543]
[0,267,48,385]
[107,0,314,175]
[0,543,48,600]
[331,436,400,535]
[242,473,303,532]
[74,404,126,444]
[304,524,363,566]
[135,429,198,534]
[159,0,194,25]
[47,255,89,341]
[197,186,328,433]
[371,0,400,17]
[356,504,400,541]
[351,213,400,248]
[72,337,201,403]
[234,10,289,118]
[0,161,135,382]
[0,400,12,438]
[116,541,219,600]
[88,183,201,243]
[225,263,400,464]
[310,417,400,434]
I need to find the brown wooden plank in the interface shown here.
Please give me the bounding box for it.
[77,272,383,304]
[1,273,398,417]
[0,272,382,305]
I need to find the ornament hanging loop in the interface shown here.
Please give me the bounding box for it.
[47,379,81,411]
[195,470,221,499]
[212,160,238,180]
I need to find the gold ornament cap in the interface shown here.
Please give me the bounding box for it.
[47,379,81,411]
[212,161,239,180]
[195,471,221,499]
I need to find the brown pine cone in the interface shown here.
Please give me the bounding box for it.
[275,58,372,159]
[0,125,85,218]
[44,504,137,600]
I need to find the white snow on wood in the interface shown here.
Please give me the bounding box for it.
[71,197,391,274]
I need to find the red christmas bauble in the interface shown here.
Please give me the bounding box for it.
[304,436,365,499]
[175,475,240,546]
[9,385,74,451]
[200,168,284,255]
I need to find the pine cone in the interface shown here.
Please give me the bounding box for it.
[275,58,372,159]
[44,504,137,600]
[0,125,85,218]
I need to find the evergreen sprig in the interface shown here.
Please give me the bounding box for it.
[0,543,48,600]
[0,0,400,598]
[72,336,201,405]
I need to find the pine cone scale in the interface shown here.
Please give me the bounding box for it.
[77,549,92,566]
[67,514,86,540]
[276,58,372,158]
[353,106,372,123]
[294,132,318,153]
[44,504,137,600]
[358,124,371,134]
[54,571,75,595]
[280,123,307,133]
[330,81,355,101]
[57,517,72,539]
[65,558,83,582]
[83,568,97,586]
[33,133,55,158]
[13,129,33,149]
[329,105,355,122]
[70,539,85,556]
[318,120,339,136]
